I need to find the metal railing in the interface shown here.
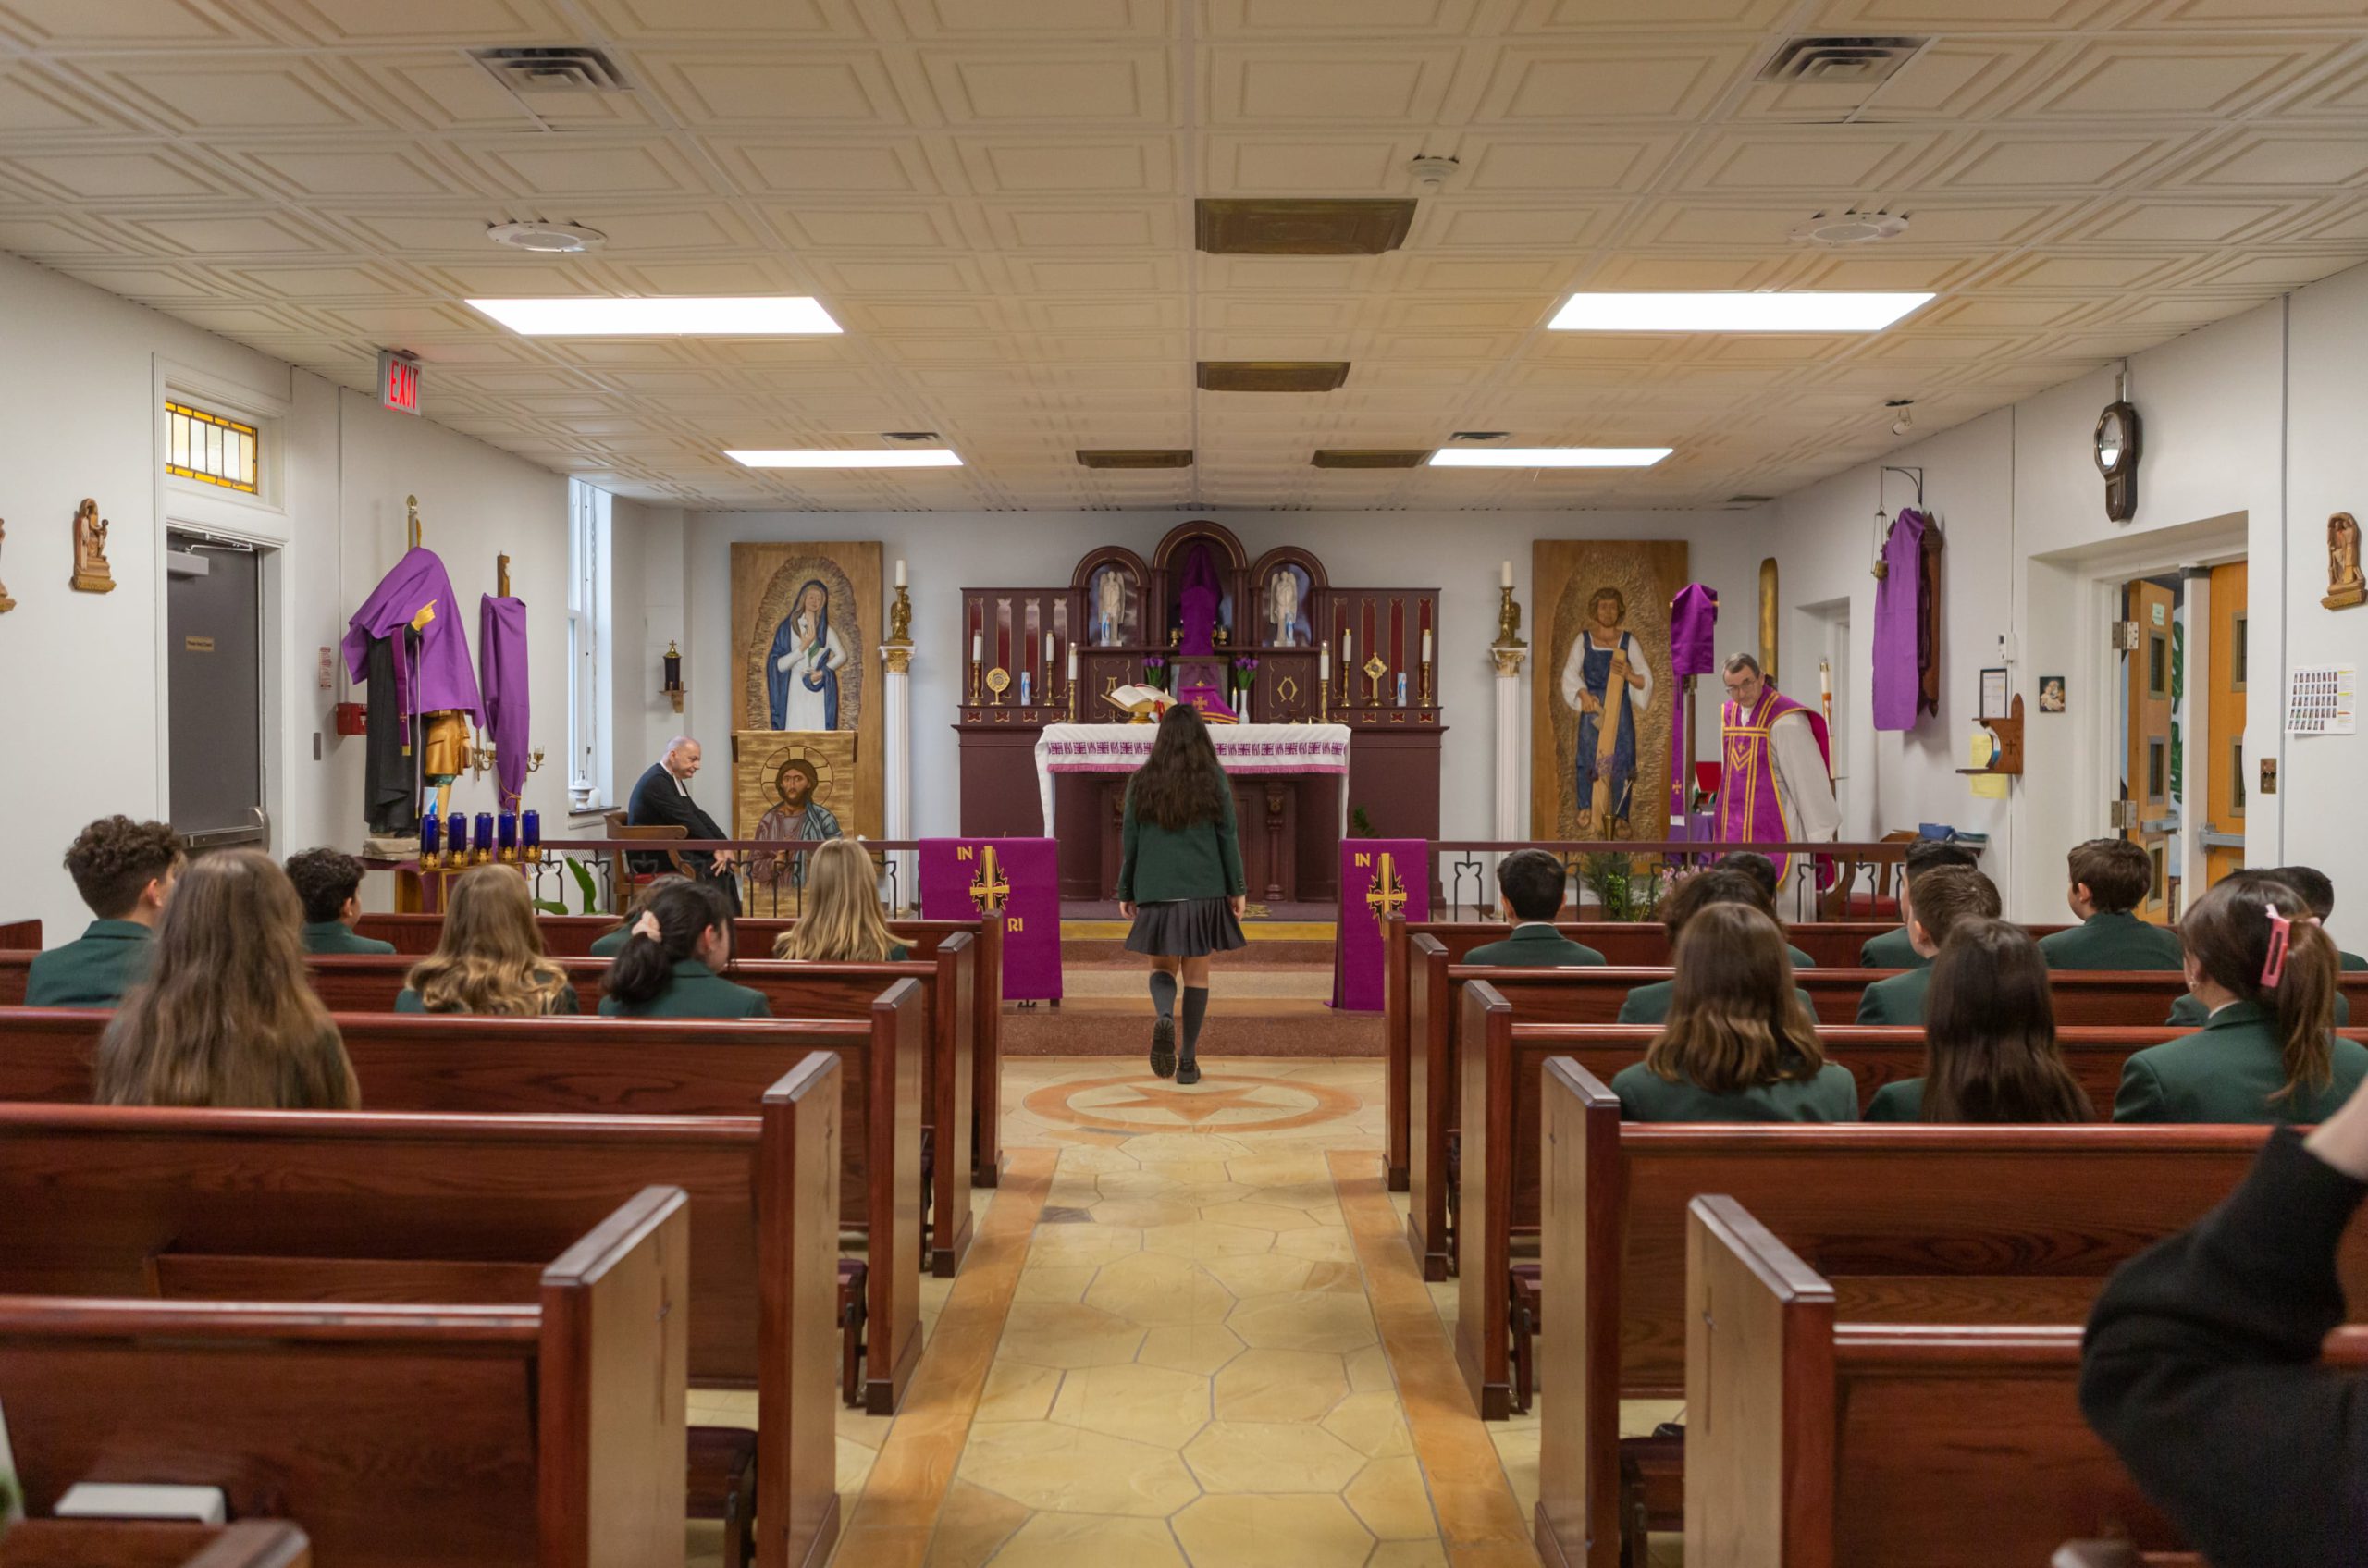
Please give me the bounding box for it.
[1428,839,1941,924]
[473,837,925,919]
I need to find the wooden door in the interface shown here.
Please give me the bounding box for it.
[2124,580,2177,924]
[2205,561,2250,886]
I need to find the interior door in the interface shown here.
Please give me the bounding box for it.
[2123,579,2177,924]
[2205,560,2249,886]
[167,533,265,852]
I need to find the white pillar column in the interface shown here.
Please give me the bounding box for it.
[882,639,915,913]
[1490,641,1529,915]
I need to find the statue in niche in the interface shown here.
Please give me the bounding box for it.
[1177,544,1226,655]
[70,499,114,594]
[1266,563,1311,647]
[1092,564,1135,647]
[2326,512,2364,611]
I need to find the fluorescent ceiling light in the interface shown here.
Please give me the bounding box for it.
[466,296,841,336]
[1428,447,1671,468]
[727,449,962,469]
[1548,292,1932,332]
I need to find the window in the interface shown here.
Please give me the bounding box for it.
[567,479,612,809]
[165,401,259,493]
[2232,613,2249,691]
[2147,739,2166,803]
[2231,737,2247,819]
[2147,633,2167,697]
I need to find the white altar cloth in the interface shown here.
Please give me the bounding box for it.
[1032,722,1354,835]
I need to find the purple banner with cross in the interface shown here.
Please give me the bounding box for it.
[1331,838,1431,1012]
[919,836,1062,1003]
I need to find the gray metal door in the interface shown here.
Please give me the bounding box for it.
[166,532,265,850]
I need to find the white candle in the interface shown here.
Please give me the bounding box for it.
[1421,629,1433,663]
[1042,631,1054,666]
[1500,560,1512,588]
[971,631,981,663]
[894,559,906,587]
[1067,647,1078,680]
[1320,646,1330,680]
[1343,631,1353,666]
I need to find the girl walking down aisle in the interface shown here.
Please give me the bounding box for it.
[1117,704,1247,1086]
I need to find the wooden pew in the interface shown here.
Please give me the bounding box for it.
[0,1000,922,1421]
[352,914,1008,1191]
[1684,1194,2368,1566]
[0,1520,309,1567]
[289,947,974,1276]
[1531,1056,2368,1568]
[0,919,39,952]
[0,1060,843,1566]
[0,1182,689,1568]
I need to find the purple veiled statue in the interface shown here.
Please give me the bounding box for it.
[1178,544,1225,656]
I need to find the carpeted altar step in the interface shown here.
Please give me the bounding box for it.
[1003,997,1380,1056]
[1058,920,1338,970]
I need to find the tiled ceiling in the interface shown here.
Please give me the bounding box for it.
[6,0,2368,511]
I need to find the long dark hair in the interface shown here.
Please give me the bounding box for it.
[1920,918,2092,1123]
[608,878,735,1006]
[2180,871,2340,1105]
[1646,903,1824,1093]
[1128,703,1227,831]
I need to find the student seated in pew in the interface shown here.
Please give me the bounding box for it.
[1711,850,1817,967]
[2039,837,2184,970]
[1866,918,2095,1123]
[397,866,578,1016]
[25,815,184,1008]
[1617,869,1814,1025]
[2116,871,2368,1125]
[1855,865,2001,1025]
[599,878,768,1019]
[284,846,396,956]
[1859,838,1980,969]
[1462,847,1603,967]
[2081,1043,2368,1564]
[1611,903,1856,1122]
[2168,868,2352,1026]
[589,872,686,957]
[771,837,909,963]
[92,848,359,1110]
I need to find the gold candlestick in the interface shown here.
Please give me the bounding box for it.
[1419,659,1433,708]
[1496,584,1526,648]
[968,658,982,705]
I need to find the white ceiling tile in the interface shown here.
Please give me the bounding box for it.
[1474,42,1756,122]
[921,49,1171,123]
[634,49,911,127]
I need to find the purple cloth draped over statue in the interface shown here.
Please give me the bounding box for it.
[1178,544,1224,657]
[478,594,529,810]
[340,547,483,724]
[1871,508,1927,732]
[1670,583,1719,678]
[1331,839,1430,1012]
[919,837,1062,1003]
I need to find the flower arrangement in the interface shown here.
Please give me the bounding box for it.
[1230,656,1259,700]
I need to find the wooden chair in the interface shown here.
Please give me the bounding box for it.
[1819,827,1921,920]
[603,809,690,913]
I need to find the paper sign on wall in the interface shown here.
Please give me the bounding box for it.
[2286,663,2357,736]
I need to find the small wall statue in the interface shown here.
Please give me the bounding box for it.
[2326,511,2364,611]
[69,499,114,594]
[0,516,15,614]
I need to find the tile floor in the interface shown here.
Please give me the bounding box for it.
[690,1054,1666,1568]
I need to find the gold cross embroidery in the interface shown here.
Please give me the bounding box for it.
[968,844,1011,914]
[1365,851,1407,919]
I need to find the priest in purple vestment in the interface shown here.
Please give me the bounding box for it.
[1717,652,1839,881]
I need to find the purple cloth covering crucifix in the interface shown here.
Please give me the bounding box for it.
[340,547,483,724]
[1872,509,1927,732]
[478,594,530,810]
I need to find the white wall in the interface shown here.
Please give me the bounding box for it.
[1765,265,2368,940]
[670,508,1771,841]
[0,250,573,935]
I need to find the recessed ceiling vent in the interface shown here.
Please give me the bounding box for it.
[1197,362,1350,393]
[472,46,631,93]
[882,430,942,442]
[1725,494,1775,508]
[1197,199,1415,256]
[1756,36,1929,87]
[1449,431,1509,442]
[1312,450,1431,469]
[1790,209,1909,247]
[1078,449,1194,469]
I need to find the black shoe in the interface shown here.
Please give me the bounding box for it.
[1150,1015,1176,1078]
[1176,1057,1201,1087]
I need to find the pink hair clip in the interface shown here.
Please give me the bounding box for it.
[632,910,662,942]
[2263,904,2292,987]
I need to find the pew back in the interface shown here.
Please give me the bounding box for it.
[0,1519,310,1568]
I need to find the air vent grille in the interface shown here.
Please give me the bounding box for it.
[1078,449,1193,469]
[882,431,942,442]
[1449,431,1509,442]
[1725,494,1775,507]
[472,47,630,93]
[1312,450,1431,469]
[1197,362,1350,394]
[1756,36,1928,86]
[1196,199,1416,256]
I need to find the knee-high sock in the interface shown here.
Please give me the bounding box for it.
[1149,969,1178,1019]
[1181,985,1210,1056]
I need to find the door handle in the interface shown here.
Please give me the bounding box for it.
[251,805,270,854]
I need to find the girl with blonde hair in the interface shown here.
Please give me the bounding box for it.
[398,865,576,1016]
[94,848,358,1110]
[773,838,908,963]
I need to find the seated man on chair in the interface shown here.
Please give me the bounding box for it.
[627,736,741,916]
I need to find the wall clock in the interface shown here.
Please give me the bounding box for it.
[2094,400,2140,523]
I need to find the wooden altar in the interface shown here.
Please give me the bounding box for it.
[955,521,1444,902]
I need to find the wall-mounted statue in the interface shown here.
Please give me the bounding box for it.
[70,499,114,594]
[2326,512,2364,611]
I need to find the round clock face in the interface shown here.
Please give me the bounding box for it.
[2095,404,2131,475]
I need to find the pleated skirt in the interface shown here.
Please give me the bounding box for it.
[1124,896,1248,957]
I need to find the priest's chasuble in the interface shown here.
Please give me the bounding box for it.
[1719,687,1840,879]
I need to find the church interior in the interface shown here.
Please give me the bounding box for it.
[7,4,2368,1565]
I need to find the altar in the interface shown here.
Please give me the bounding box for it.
[953,522,1445,904]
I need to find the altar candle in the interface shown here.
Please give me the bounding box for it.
[1320,646,1330,681]
[498,810,517,850]
[474,812,495,858]
[1500,561,1512,588]
[446,812,468,861]
[1067,646,1078,681]
[1820,661,1833,704]
[420,809,439,863]
[1421,629,1432,664]
[895,559,906,587]
[521,809,541,858]
[971,630,982,664]
[1343,630,1352,666]
[1042,631,1054,669]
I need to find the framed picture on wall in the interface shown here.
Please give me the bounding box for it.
[1980,666,2011,721]
[2038,675,2066,713]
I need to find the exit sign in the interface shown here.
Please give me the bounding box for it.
[377,349,421,416]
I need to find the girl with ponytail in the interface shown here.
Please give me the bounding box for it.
[597,878,767,1019]
[2115,871,2367,1123]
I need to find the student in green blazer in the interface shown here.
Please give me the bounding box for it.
[1864,919,2096,1123]
[1856,866,2000,1026]
[1618,868,1811,1025]
[394,865,579,1016]
[1463,849,1603,968]
[1118,705,1246,1086]
[1612,902,1856,1122]
[770,839,911,964]
[2038,837,2184,970]
[599,880,767,1019]
[591,874,689,957]
[1713,850,1819,968]
[1858,840,1980,969]
[285,846,397,956]
[2168,864,2362,1026]
[26,815,183,1009]
[2117,872,2368,1125]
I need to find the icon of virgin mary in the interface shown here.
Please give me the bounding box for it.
[766,579,849,731]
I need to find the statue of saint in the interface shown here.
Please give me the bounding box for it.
[70,498,114,593]
[1093,565,1131,646]
[2327,512,2364,609]
[766,579,848,730]
[1267,565,1309,646]
[751,757,843,886]
[1559,586,1653,836]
